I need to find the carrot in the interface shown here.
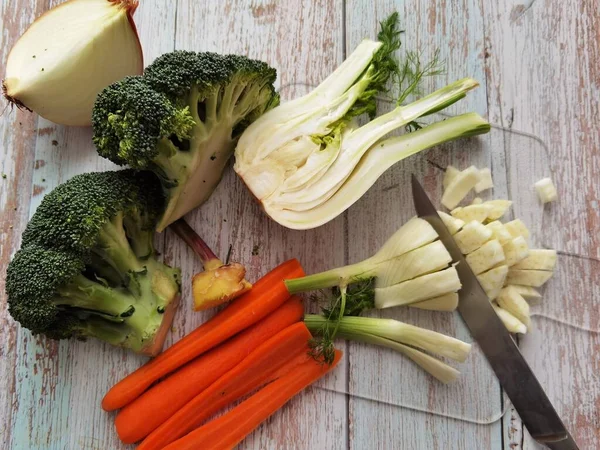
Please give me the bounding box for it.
[115,297,305,444]
[163,349,343,450]
[102,259,304,411]
[138,322,314,450]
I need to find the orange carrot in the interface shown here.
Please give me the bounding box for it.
[163,349,343,450]
[102,259,304,411]
[115,297,305,444]
[138,322,313,450]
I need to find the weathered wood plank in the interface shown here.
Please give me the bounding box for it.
[5,2,177,449]
[169,1,348,449]
[2,0,599,448]
[483,1,600,448]
[0,0,48,448]
[344,1,503,449]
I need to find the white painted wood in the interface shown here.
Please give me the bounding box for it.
[483,1,600,448]
[170,2,348,449]
[1,0,598,449]
[4,2,177,449]
[344,1,503,448]
[0,1,44,447]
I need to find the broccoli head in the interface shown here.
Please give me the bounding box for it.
[92,51,279,231]
[6,170,181,355]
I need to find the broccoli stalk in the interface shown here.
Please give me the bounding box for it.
[170,219,252,311]
[92,51,279,231]
[7,170,181,355]
[55,274,136,317]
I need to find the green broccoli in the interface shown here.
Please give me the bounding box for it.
[6,170,181,355]
[92,51,279,231]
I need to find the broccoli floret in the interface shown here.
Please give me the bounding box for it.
[92,51,279,231]
[6,170,181,355]
[91,76,195,170]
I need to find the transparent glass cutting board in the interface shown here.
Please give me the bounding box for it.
[279,82,600,425]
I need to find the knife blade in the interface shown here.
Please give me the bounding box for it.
[410,175,579,450]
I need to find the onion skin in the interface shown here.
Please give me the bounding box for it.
[110,0,143,60]
[2,0,143,127]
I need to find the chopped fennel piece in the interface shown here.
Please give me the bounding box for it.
[471,197,483,205]
[475,168,494,193]
[476,265,509,300]
[504,219,530,240]
[497,286,530,328]
[512,249,557,271]
[487,287,503,302]
[410,292,459,311]
[483,199,512,221]
[454,220,493,254]
[485,220,512,243]
[506,269,553,287]
[438,211,465,234]
[450,204,492,223]
[443,165,460,189]
[508,285,542,300]
[465,239,505,275]
[374,266,461,309]
[535,177,558,203]
[375,241,452,288]
[502,236,529,267]
[492,304,527,334]
[365,336,460,383]
[441,165,480,209]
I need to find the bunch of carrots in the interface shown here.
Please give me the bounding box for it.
[103,259,341,449]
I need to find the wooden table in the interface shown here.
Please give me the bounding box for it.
[1,1,598,449]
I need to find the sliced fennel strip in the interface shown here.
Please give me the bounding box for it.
[257,79,375,165]
[375,240,452,288]
[304,315,471,362]
[239,70,377,176]
[285,217,440,293]
[410,293,459,311]
[334,331,460,383]
[374,266,462,309]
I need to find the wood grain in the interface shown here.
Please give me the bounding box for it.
[483,1,600,448]
[0,0,598,449]
[170,2,348,449]
[4,2,177,449]
[344,1,503,448]
[0,0,47,448]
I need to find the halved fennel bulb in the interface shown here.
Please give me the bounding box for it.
[234,28,490,229]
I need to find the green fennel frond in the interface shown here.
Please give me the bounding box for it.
[397,49,445,106]
[395,49,445,131]
[322,278,376,319]
[371,12,403,91]
[309,279,376,364]
[341,12,403,122]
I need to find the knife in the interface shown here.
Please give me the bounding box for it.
[410,175,579,450]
